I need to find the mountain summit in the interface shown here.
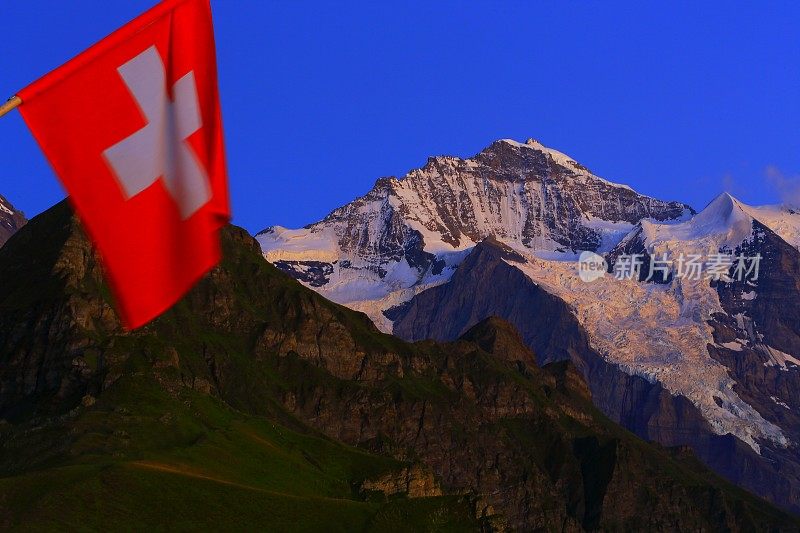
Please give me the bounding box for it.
[627,191,800,254]
[257,138,693,328]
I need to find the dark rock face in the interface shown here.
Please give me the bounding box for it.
[605,224,672,283]
[0,202,119,421]
[715,221,800,360]
[272,259,334,287]
[0,202,794,530]
[0,194,26,248]
[388,139,692,252]
[392,238,586,366]
[706,221,800,508]
[390,238,800,515]
[322,182,442,271]
[473,140,692,225]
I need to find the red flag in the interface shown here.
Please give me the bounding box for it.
[17,0,230,329]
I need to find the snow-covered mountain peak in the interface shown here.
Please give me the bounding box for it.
[635,192,800,252]
[512,137,581,166]
[644,191,753,246]
[258,138,694,331]
[497,137,587,173]
[496,138,641,192]
[698,191,746,218]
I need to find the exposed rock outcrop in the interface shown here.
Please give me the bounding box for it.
[360,464,442,498]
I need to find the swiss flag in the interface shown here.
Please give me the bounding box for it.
[17,0,230,329]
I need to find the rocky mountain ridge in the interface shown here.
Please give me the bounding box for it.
[0,194,26,248]
[257,138,693,330]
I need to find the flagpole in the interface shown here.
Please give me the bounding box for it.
[0,96,21,118]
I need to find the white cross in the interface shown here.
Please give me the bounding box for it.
[103,46,211,219]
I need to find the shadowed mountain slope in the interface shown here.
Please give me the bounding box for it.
[391,237,800,515]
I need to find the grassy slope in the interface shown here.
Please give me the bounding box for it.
[0,201,478,530]
[0,374,476,531]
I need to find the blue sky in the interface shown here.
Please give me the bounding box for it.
[1,1,798,232]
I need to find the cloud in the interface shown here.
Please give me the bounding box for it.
[765,166,800,208]
[721,173,748,199]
